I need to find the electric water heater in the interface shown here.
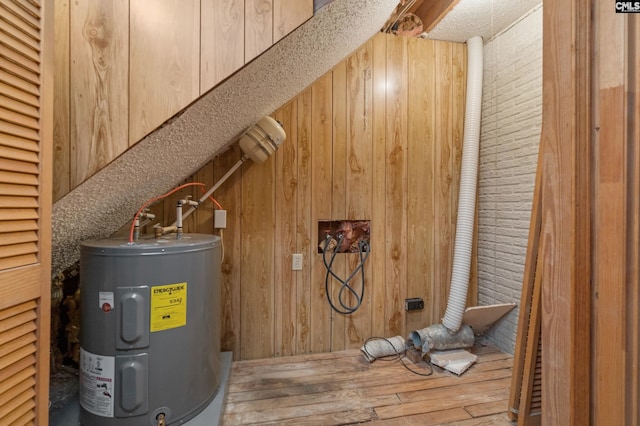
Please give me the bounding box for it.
[79,234,221,426]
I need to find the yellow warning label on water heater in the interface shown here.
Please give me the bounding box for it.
[150,282,187,332]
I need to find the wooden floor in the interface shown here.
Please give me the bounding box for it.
[222,344,515,425]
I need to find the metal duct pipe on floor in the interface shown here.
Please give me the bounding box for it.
[407,324,474,354]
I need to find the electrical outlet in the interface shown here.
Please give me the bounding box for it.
[214,210,227,228]
[405,297,424,311]
[292,253,303,271]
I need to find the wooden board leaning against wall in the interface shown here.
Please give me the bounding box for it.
[146,33,476,361]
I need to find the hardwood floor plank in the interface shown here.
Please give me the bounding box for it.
[228,354,511,395]
[374,387,509,419]
[471,358,513,371]
[363,368,512,399]
[223,345,512,425]
[227,362,421,393]
[226,387,390,413]
[397,377,511,403]
[276,408,377,424]
[228,345,509,374]
[464,399,509,418]
[371,408,472,425]
[440,412,514,425]
[472,351,512,363]
[224,394,400,424]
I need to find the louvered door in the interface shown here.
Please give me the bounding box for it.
[508,143,542,425]
[0,0,53,424]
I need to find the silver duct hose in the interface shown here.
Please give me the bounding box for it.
[408,323,474,353]
[360,336,405,362]
[442,35,484,332]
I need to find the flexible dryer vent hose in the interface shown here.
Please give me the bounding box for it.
[441,36,484,332]
[360,336,405,362]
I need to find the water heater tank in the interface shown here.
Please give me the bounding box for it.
[79,234,221,426]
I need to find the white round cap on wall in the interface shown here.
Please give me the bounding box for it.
[238,116,287,163]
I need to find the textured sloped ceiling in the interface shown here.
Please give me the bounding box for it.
[424,0,542,42]
[51,0,399,275]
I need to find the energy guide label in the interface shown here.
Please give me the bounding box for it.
[79,348,115,417]
[150,282,187,332]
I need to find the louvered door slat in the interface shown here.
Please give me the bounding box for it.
[0,375,35,406]
[0,170,38,185]
[0,108,39,130]
[0,240,36,258]
[0,333,36,358]
[0,196,38,208]
[0,30,39,63]
[0,388,36,422]
[0,146,39,163]
[0,308,36,332]
[0,319,36,342]
[0,19,39,51]
[0,95,39,120]
[530,343,542,411]
[0,301,36,320]
[0,74,39,101]
[0,45,39,75]
[0,357,35,389]
[0,120,38,141]
[0,106,39,131]
[0,183,38,196]
[0,231,37,246]
[0,242,37,259]
[0,107,40,130]
[0,334,36,425]
[0,7,39,42]
[0,363,35,396]
[12,0,41,19]
[0,158,39,174]
[0,339,37,420]
[0,56,39,88]
[0,133,39,152]
[8,409,35,426]
[0,254,37,270]
[6,400,35,426]
[0,219,37,232]
[0,208,38,220]
[0,342,35,371]
[0,1,40,34]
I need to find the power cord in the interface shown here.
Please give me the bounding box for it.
[362,336,434,377]
[322,233,370,314]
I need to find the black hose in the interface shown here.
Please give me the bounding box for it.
[322,233,370,314]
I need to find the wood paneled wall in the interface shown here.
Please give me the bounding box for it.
[541,1,640,423]
[53,0,312,202]
[148,33,474,360]
[590,5,639,425]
